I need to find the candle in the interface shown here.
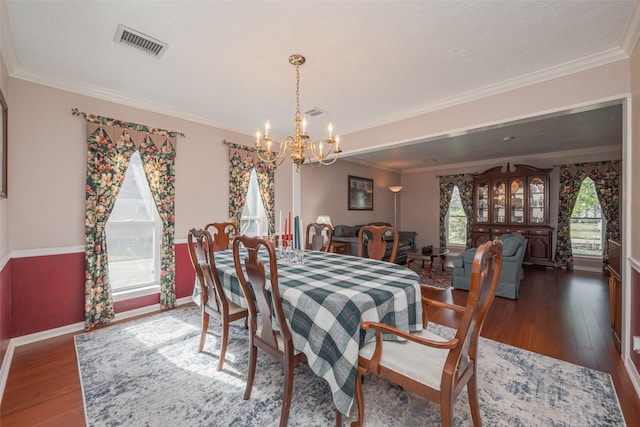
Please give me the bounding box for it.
[255,131,261,147]
[284,218,288,240]
[336,135,340,150]
[328,122,333,138]
[265,120,270,136]
[302,116,307,133]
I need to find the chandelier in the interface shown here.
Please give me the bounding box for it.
[255,54,341,171]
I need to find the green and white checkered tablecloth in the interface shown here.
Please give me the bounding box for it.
[205,249,422,416]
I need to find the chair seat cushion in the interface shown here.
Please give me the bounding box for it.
[360,329,450,390]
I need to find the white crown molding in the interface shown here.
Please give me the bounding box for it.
[0,0,18,75]
[343,48,630,136]
[621,1,640,55]
[4,34,631,142]
[9,67,255,136]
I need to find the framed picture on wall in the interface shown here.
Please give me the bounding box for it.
[348,175,373,210]
[0,88,6,198]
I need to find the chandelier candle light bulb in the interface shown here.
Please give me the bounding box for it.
[254,54,342,171]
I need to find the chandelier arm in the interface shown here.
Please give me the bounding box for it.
[309,154,340,168]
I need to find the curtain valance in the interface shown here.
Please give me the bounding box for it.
[224,140,276,171]
[73,108,182,151]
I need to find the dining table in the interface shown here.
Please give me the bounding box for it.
[204,248,423,417]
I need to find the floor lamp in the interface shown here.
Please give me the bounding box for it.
[388,186,403,229]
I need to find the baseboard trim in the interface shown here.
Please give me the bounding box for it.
[626,355,640,401]
[0,340,16,404]
[573,265,605,273]
[0,296,193,404]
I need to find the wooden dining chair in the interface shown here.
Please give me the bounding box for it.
[187,228,248,371]
[204,221,238,250]
[350,239,503,427]
[232,235,308,427]
[358,225,399,263]
[305,222,333,251]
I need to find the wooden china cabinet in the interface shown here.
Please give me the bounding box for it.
[471,164,554,267]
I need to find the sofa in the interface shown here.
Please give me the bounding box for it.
[452,232,527,299]
[332,222,417,264]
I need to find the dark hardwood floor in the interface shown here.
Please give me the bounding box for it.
[1,268,639,425]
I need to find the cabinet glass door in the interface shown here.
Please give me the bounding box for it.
[529,177,545,224]
[510,178,525,224]
[476,182,489,223]
[492,181,506,223]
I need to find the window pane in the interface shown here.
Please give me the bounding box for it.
[529,177,545,223]
[240,168,269,237]
[492,181,506,223]
[447,186,467,245]
[476,182,489,223]
[106,151,161,291]
[570,177,603,256]
[510,179,524,223]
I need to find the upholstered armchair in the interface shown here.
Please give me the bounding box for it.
[453,232,527,299]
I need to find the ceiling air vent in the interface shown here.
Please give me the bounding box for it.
[304,108,327,117]
[114,24,168,58]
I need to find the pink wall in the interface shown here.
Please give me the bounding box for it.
[300,160,401,228]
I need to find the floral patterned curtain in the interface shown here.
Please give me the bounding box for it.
[438,174,474,248]
[84,128,134,329]
[138,135,177,309]
[554,160,620,270]
[227,142,276,236]
[254,161,276,237]
[81,111,180,330]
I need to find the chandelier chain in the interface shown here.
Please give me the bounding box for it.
[295,64,301,120]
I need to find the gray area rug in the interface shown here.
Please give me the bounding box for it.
[75,305,625,426]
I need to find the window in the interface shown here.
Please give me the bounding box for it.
[447,186,467,245]
[106,151,162,297]
[240,168,269,237]
[570,177,604,256]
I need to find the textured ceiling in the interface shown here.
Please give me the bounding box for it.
[2,1,637,170]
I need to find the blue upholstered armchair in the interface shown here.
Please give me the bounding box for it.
[452,232,527,299]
